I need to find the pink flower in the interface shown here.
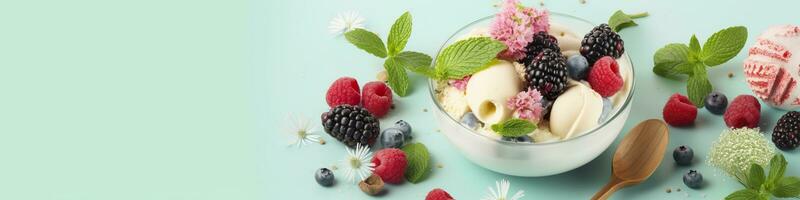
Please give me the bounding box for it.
[507,89,545,122]
[448,76,471,91]
[490,0,551,61]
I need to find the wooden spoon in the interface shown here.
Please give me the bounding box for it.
[591,119,670,200]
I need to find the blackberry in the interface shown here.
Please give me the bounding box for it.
[322,105,380,148]
[524,48,568,100]
[520,31,560,66]
[579,24,625,65]
[772,111,800,150]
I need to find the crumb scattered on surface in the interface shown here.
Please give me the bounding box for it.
[319,139,326,145]
[423,108,428,112]
[666,188,672,193]
[331,165,338,170]
[377,70,388,82]
[391,104,395,110]
[539,0,544,6]
[436,163,443,168]
[580,0,587,4]
[436,129,441,133]
[728,72,734,78]
[676,188,681,192]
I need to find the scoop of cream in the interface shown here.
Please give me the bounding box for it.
[549,82,604,139]
[465,60,523,125]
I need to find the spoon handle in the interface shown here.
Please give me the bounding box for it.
[591,177,623,200]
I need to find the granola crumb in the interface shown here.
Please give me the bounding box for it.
[423,108,428,112]
[728,72,734,78]
[579,0,587,4]
[676,188,681,192]
[436,163,443,168]
[319,139,326,145]
[665,188,672,193]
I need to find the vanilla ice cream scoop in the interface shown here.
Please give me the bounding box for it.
[549,82,604,139]
[465,60,524,125]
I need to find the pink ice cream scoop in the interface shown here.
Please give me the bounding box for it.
[743,25,800,110]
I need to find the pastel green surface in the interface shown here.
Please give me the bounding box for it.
[1,0,799,199]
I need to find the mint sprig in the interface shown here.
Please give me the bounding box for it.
[491,119,537,137]
[725,154,800,200]
[652,26,747,107]
[401,142,430,183]
[411,37,506,81]
[344,12,432,97]
[608,10,648,32]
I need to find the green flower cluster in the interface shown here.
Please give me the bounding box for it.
[707,128,776,182]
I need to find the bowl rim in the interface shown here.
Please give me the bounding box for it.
[426,12,637,146]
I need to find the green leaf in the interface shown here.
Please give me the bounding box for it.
[748,164,766,190]
[401,143,430,183]
[688,35,702,63]
[384,57,410,96]
[725,189,760,200]
[701,26,748,66]
[774,176,800,197]
[490,119,537,137]
[435,37,506,80]
[768,154,788,186]
[687,64,713,108]
[345,28,387,58]
[387,12,412,56]
[607,10,648,32]
[653,43,691,79]
[395,51,434,78]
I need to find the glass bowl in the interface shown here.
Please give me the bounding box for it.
[427,12,636,177]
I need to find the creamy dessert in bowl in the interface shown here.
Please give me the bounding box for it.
[428,11,635,176]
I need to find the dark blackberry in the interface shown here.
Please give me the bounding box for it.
[524,48,568,100]
[772,111,800,150]
[520,31,560,66]
[580,24,625,65]
[322,105,380,148]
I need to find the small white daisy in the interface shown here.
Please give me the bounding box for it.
[341,143,374,183]
[285,114,322,148]
[328,11,365,35]
[482,179,525,200]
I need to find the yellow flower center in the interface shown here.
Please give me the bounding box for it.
[349,157,361,168]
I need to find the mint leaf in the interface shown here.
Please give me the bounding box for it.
[435,37,506,80]
[768,154,788,186]
[345,28,388,58]
[396,51,435,78]
[491,119,537,137]
[747,164,766,190]
[384,57,410,96]
[653,43,691,79]
[607,10,648,32]
[701,26,748,66]
[687,64,713,108]
[725,189,760,200]
[402,143,430,183]
[773,176,800,197]
[387,12,412,56]
[688,35,702,63]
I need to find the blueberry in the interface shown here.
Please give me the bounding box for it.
[683,170,703,189]
[673,145,694,165]
[501,136,532,143]
[599,98,613,123]
[460,112,480,129]
[394,120,412,140]
[315,168,335,186]
[705,91,728,115]
[380,128,405,148]
[566,55,590,80]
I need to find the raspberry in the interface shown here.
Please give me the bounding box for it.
[371,148,407,184]
[425,188,454,200]
[325,77,360,108]
[662,93,698,126]
[724,95,761,128]
[587,56,623,97]
[362,81,393,118]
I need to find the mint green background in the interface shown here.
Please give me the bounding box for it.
[1,0,799,199]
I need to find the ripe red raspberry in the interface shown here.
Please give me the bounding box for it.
[371,148,407,184]
[587,56,623,97]
[425,188,454,200]
[724,95,761,128]
[362,81,393,118]
[325,77,360,108]
[662,93,698,126]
